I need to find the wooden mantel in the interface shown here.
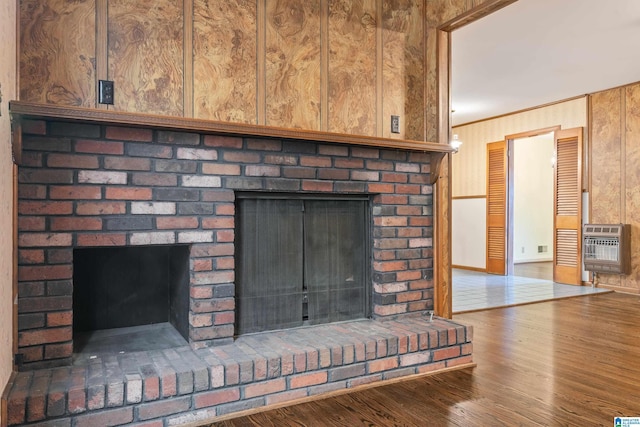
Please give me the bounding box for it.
[9,101,452,184]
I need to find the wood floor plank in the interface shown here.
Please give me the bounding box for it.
[207,293,640,426]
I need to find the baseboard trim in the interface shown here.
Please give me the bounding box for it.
[452,265,486,273]
[513,259,553,264]
[594,285,640,294]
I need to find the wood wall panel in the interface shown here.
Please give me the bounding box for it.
[20,0,95,106]
[327,0,377,136]
[590,89,622,225]
[265,0,321,129]
[588,89,621,289]
[399,0,425,141]
[381,3,405,139]
[381,1,414,139]
[108,0,184,116]
[624,84,640,292]
[20,0,432,139]
[589,85,636,291]
[193,0,257,123]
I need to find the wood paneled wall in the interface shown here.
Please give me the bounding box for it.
[19,0,425,140]
[193,0,257,123]
[266,0,320,129]
[20,0,96,106]
[590,82,640,293]
[108,0,184,116]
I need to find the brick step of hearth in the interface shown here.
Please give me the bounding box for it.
[4,316,473,426]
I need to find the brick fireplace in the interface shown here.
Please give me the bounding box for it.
[5,107,474,426]
[16,117,437,370]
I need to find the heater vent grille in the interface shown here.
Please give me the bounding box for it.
[583,224,630,274]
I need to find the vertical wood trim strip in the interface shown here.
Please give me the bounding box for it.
[376,0,383,137]
[434,29,451,318]
[422,0,429,142]
[437,30,450,149]
[320,0,329,132]
[587,95,592,227]
[256,0,266,126]
[12,164,18,366]
[15,0,20,100]
[583,97,589,192]
[620,89,626,288]
[12,164,17,363]
[506,138,514,276]
[183,0,194,118]
[621,89,626,223]
[96,0,108,110]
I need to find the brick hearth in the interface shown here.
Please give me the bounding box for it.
[5,317,472,426]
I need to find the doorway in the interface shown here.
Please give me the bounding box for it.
[485,126,583,285]
[453,130,561,313]
[508,131,555,281]
[485,128,558,278]
[452,126,587,312]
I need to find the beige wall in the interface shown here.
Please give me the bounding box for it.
[452,97,587,197]
[513,133,554,263]
[451,98,587,269]
[0,0,17,420]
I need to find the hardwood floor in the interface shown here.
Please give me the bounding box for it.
[207,292,640,426]
[513,261,553,280]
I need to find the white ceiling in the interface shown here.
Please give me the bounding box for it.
[451,0,640,126]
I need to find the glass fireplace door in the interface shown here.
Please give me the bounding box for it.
[236,195,368,335]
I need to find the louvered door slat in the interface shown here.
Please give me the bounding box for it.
[486,140,507,275]
[556,229,578,267]
[553,128,583,285]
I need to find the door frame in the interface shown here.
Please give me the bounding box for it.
[434,0,518,318]
[505,126,560,276]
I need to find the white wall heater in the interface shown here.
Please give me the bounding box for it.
[583,224,631,275]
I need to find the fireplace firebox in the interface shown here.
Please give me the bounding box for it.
[236,194,370,334]
[73,245,190,353]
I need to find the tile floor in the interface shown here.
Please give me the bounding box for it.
[452,268,611,313]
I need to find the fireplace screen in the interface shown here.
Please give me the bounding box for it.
[236,195,369,334]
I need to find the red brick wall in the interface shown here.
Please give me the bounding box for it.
[16,119,434,370]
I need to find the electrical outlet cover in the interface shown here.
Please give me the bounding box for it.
[391,115,400,134]
[99,80,114,105]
